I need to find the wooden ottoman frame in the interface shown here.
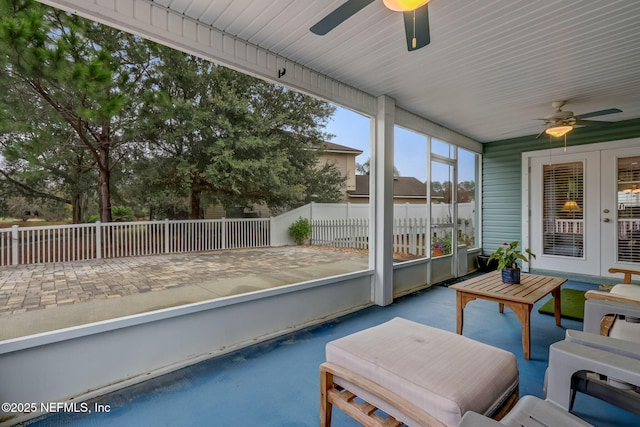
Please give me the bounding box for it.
[320,361,519,427]
[319,318,520,427]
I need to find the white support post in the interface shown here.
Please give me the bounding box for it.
[371,95,395,306]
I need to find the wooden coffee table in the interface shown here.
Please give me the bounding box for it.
[450,271,567,360]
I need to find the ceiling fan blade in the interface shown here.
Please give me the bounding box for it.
[574,108,622,120]
[574,119,614,128]
[403,4,430,51]
[310,0,374,35]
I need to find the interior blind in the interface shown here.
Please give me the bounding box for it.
[617,156,640,263]
[543,161,584,258]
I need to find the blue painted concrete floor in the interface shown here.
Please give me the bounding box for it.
[28,280,639,427]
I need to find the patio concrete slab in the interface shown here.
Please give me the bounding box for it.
[0,247,368,340]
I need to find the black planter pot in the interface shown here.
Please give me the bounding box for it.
[477,255,498,272]
[501,268,521,284]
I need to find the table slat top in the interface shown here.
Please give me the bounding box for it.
[449,272,567,304]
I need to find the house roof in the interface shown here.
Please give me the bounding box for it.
[322,141,363,155]
[349,175,426,198]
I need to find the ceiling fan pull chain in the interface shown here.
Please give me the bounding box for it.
[412,10,417,48]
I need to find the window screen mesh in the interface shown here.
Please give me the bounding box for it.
[543,162,584,258]
[617,156,640,263]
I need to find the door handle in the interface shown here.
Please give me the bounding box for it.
[603,218,611,223]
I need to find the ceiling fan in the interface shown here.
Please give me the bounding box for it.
[310,0,431,51]
[537,101,622,138]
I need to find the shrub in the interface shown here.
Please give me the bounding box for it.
[112,206,135,222]
[289,217,312,245]
[85,214,100,223]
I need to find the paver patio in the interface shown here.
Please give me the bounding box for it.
[0,246,369,340]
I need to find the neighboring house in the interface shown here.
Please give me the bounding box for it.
[319,141,362,195]
[204,141,363,218]
[347,175,429,204]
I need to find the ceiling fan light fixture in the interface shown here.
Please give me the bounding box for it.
[383,0,430,12]
[545,125,573,138]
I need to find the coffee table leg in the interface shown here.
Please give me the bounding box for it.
[506,302,532,360]
[456,293,476,335]
[456,291,464,334]
[552,287,562,326]
[523,309,531,360]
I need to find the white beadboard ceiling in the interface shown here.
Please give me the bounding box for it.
[58,0,640,142]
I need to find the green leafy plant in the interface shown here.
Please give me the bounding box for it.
[289,217,312,245]
[112,206,135,222]
[488,241,536,270]
[85,214,100,223]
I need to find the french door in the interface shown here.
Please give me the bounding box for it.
[526,139,640,278]
[602,146,640,273]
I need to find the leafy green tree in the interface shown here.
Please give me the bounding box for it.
[0,0,154,222]
[0,110,96,222]
[457,180,476,203]
[135,46,343,218]
[1,1,344,222]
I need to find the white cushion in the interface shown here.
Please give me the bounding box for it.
[611,284,640,299]
[609,284,640,343]
[325,317,519,427]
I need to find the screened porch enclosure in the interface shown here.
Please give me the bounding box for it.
[3,1,640,426]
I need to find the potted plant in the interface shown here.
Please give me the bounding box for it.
[488,241,536,284]
[432,241,443,257]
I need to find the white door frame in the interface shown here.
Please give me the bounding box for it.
[522,138,640,278]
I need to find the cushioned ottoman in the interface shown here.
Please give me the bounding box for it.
[320,317,519,427]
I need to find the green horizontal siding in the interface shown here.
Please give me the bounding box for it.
[481,118,640,255]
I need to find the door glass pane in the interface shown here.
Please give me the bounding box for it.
[543,162,584,257]
[617,156,640,263]
[457,148,478,249]
[431,161,454,257]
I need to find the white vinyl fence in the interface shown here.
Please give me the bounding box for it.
[312,217,430,257]
[1,202,477,267]
[0,218,270,267]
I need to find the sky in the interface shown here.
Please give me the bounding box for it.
[324,105,476,183]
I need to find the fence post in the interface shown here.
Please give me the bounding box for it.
[11,225,18,266]
[221,217,227,250]
[164,219,170,253]
[410,219,417,255]
[269,217,274,246]
[95,221,102,259]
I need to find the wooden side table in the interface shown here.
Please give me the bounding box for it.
[450,271,567,360]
